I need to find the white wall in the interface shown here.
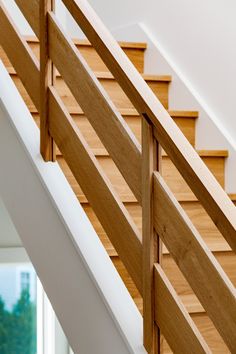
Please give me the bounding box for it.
[83,0,236,147]
[63,0,236,192]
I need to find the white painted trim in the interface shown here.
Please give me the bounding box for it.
[0,61,145,354]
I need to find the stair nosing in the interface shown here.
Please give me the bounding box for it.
[22,35,147,49]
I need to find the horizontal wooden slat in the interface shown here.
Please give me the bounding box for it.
[153,172,236,352]
[15,0,39,37]
[61,0,236,254]
[48,12,142,203]
[154,264,210,354]
[48,87,143,293]
[0,3,40,110]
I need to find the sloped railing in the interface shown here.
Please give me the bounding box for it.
[0,0,236,353]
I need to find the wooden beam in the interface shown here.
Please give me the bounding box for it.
[142,116,161,353]
[154,264,211,354]
[48,87,143,293]
[48,12,142,203]
[61,0,236,254]
[153,172,236,352]
[0,3,40,110]
[15,0,39,37]
[40,0,55,161]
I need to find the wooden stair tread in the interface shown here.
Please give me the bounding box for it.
[168,110,199,118]
[180,294,204,314]
[89,71,172,82]
[56,147,228,158]
[162,150,228,158]
[106,239,232,257]
[34,69,171,82]
[96,190,233,203]
[228,194,236,201]
[8,69,171,83]
[23,35,147,49]
[30,105,198,118]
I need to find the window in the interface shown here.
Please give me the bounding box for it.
[0,247,71,354]
[0,263,37,354]
[20,271,30,291]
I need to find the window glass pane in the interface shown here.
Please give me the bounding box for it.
[0,264,37,354]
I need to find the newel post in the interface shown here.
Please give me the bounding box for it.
[39,0,55,161]
[142,115,162,353]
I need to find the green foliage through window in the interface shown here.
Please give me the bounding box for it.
[0,289,36,354]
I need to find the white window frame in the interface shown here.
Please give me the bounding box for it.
[0,246,69,354]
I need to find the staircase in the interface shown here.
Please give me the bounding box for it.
[0,0,236,353]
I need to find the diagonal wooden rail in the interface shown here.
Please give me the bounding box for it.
[48,87,143,293]
[48,13,142,203]
[0,0,236,353]
[0,2,40,110]
[60,0,236,255]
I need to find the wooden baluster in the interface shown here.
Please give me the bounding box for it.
[40,0,56,161]
[142,114,162,353]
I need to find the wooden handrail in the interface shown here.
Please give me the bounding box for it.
[154,264,211,354]
[48,12,142,203]
[154,172,236,352]
[48,87,143,293]
[15,0,39,37]
[0,3,40,110]
[61,0,236,254]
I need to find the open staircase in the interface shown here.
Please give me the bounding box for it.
[0,0,236,353]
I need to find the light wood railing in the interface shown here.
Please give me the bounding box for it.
[0,0,236,353]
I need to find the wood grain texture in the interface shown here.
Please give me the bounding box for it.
[40,0,55,161]
[154,265,210,354]
[1,37,146,73]
[55,153,226,204]
[48,13,142,203]
[153,172,236,352]
[142,117,161,352]
[80,201,233,257]
[55,73,170,111]
[163,313,230,353]
[61,0,236,254]
[0,3,40,110]
[162,251,236,300]
[15,0,39,37]
[35,108,195,144]
[48,87,143,293]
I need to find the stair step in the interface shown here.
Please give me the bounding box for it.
[57,151,227,203]
[9,71,171,113]
[1,36,147,73]
[55,72,171,110]
[32,109,197,148]
[162,251,236,298]
[82,198,235,257]
[164,313,230,353]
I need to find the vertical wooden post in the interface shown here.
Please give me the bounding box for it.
[142,114,162,353]
[40,0,55,161]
